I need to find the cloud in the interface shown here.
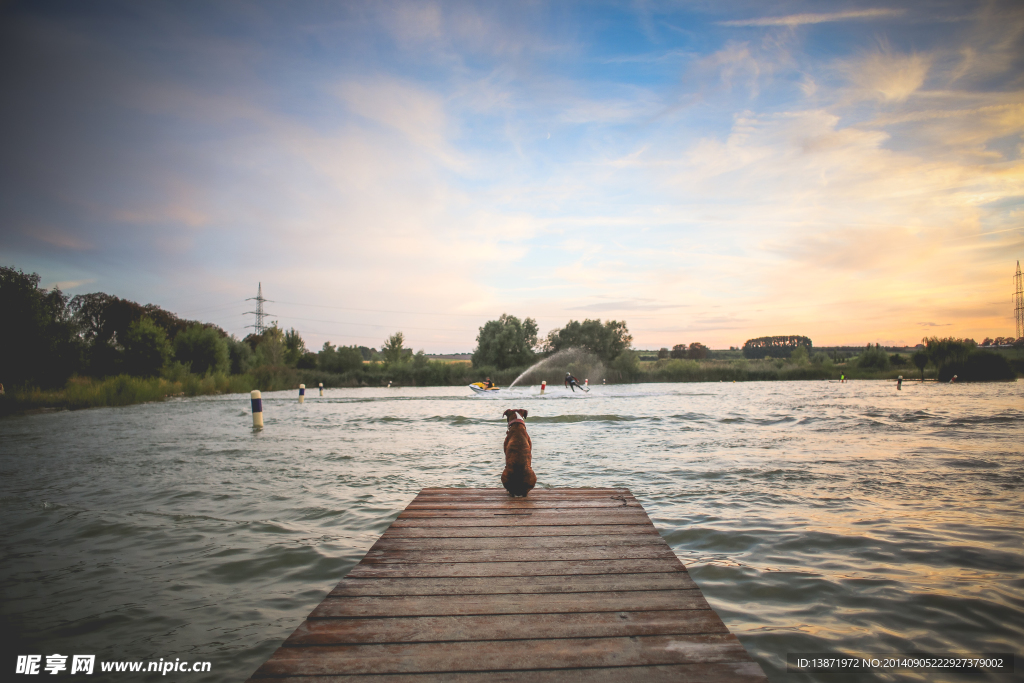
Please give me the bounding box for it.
[27,226,93,251]
[719,9,905,28]
[843,46,931,102]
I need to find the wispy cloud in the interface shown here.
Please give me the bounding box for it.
[719,9,905,28]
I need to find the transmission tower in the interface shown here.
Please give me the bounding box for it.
[1015,261,1023,339]
[245,283,275,335]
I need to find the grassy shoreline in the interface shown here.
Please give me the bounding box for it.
[0,358,958,417]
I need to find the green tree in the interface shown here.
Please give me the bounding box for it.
[122,318,171,376]
[742,335,813,359]
[688,342,710,360]
[657,348,669,359]
[284,328,306,366]
[175,324,229,374]
[382,332,406,365]
[912,349,929,380]
[472,314,539,369]
[609,349,640,381]
[856,343,890,370]
[790,345,809,365]
[228,337,254,374]
[923,337,976,375]
[318,342,364,373]
[670,344,687,359]
[545,319,632,363]
[0,266,81,387]
[253,325,286,366]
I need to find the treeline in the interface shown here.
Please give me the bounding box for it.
[2,266,1018,416]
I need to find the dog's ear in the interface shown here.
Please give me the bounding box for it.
[519,409,528,419]
[502,409,513,418]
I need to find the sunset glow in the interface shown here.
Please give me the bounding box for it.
[1,1,1021,351]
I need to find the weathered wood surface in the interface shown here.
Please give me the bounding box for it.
[248,488,768,682]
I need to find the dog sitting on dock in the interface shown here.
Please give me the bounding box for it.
[501,409,536,497]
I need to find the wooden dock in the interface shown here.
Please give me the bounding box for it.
[248,488,768,682]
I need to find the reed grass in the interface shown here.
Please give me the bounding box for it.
[0,355,950,418]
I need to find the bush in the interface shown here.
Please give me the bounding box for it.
[856,344,890,371]
[122,318,172,376]
[174,325,229,375]
[938,350,1015,382]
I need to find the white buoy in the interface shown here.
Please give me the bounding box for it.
[251,390,263,429]
[540,380,546,394]
[319,382,323,397]
[298,384,305,404]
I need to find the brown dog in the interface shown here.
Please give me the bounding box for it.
[501,409,536,497]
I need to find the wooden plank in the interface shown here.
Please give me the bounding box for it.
[381,524,658,538]
[257,662,768,683]
[398,509,646,519]
[247,488,768,682]
[362,545,679,564]
[419,488,629,494]
[252,634,751,677]
[286,610,730,645]
[309,590,710,618]
[371,534,667,552]
[345,557,686,578]
[328,573,697,597]
[390,513,650,527]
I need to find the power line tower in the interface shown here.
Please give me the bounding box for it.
[245,283,275,336]
[1015,261,1023,339]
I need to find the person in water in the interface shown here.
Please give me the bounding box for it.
[565,372,582,392]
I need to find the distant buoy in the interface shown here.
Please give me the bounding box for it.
[251,390,263,429]
[319,382,323,397]
[584,378,589,387]
[540,380,546,394]
[298,384,305,404]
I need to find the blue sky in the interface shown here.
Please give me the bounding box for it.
[1,1,1022,352]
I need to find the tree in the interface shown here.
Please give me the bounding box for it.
[670,344,687,359]
[923,337,976,374]
[122,318,172,376]
[856,343,890,370]
[912,350,929,381]
[228,337,253,374]
[253,325,286,366]
[790,345,809,364]
[284,328,306,366]
[382,332,406,365]
[318,342,364,373]
[610,349,640,381]
[742,335,813,359]
[657,348,669,359]
[175,324,229,374]
[544,319,632,363]
[687,342,709,360]
[0,266,81,387]
[472,314,539,369]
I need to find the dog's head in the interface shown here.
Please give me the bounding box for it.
[503,408,528,424]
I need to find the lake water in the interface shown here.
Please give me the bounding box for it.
[1,381,1021,681]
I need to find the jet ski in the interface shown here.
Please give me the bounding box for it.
[469,382,501,394]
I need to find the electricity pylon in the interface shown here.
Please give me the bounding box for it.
[245,283,275,335]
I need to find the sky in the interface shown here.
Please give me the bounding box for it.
[1,0,1022,352]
